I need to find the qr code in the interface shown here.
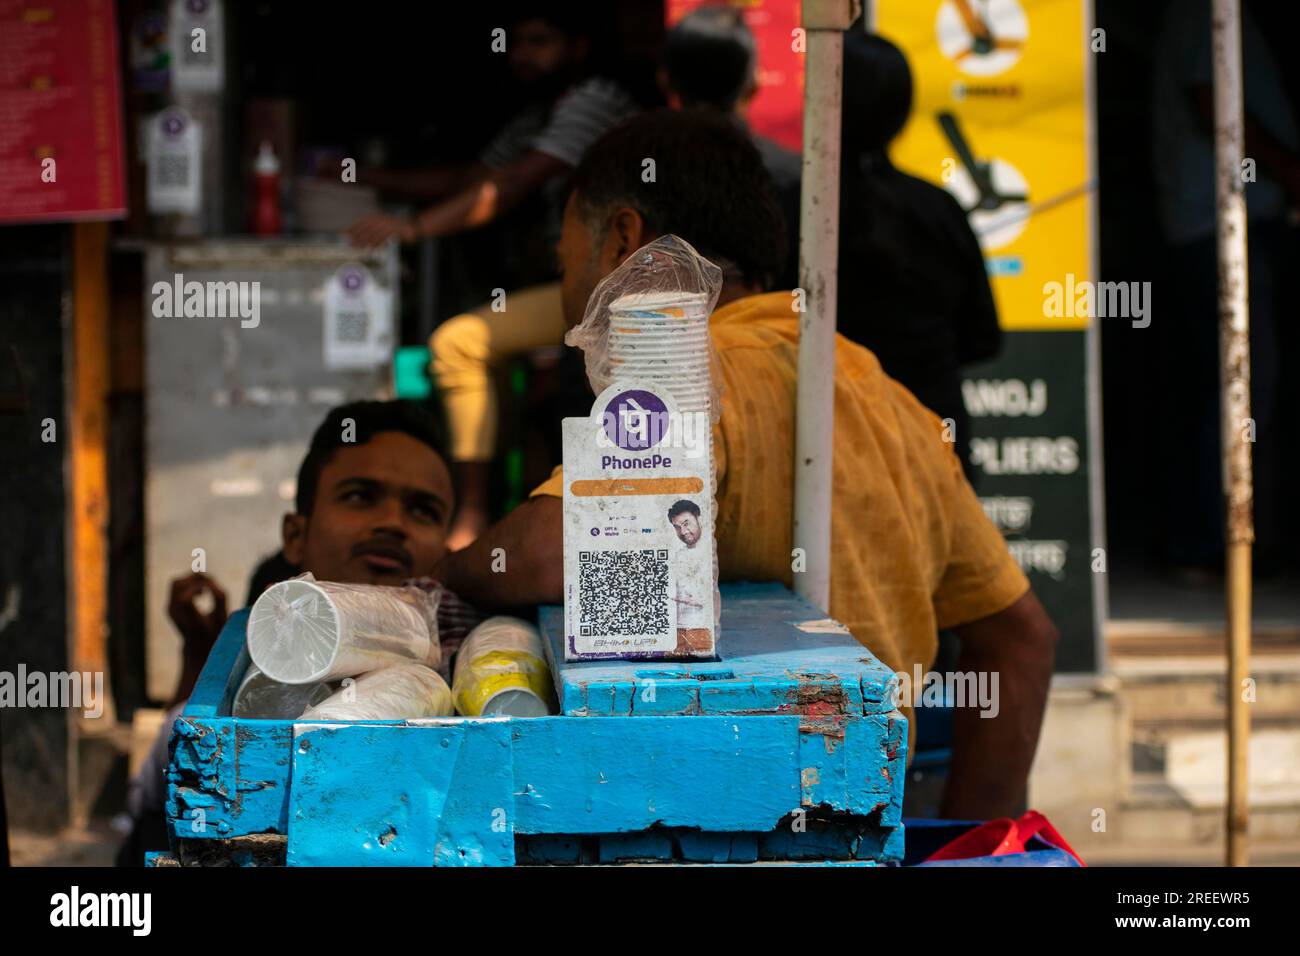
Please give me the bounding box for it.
[155,154,191,187]
[335,309,369,343]
[578,549,670,637]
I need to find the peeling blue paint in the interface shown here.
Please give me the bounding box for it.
[169,583,907,865]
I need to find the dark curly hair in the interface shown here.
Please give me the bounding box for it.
[667,499,701,521]
[664,6,757,112]
[570,108,789,290]
[295,400,450,516]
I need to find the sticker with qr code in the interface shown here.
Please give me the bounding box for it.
[562,381,716,660]
[323,264,392,370]
[169,0,226,93]
[146,108,202,215]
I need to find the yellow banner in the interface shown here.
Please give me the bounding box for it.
[874,0,1093,330]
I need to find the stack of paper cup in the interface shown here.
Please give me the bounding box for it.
[608,290,716,490]
[301,662,453,721]
[247,576,441,685]
[608,291,721,636]
[607,291,713,418]
[232,663,336,719]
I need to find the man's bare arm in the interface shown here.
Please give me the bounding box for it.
[434,494,564,610]
[941,590,1058,820]
[409,151,569,240]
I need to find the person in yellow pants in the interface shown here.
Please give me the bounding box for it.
[430,282,567,550]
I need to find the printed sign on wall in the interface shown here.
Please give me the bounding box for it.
[875,0,1102,672]
[0,0,127,224]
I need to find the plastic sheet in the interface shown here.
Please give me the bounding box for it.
[301,662,454,721]
[452,616,555,717]
[404,576,490,681]
[246,573,441,684]
[231,663,336,719]
[565,234,724,424]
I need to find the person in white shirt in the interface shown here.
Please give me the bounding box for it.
[668,499,709,637]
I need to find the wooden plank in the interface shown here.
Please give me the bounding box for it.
[510,715,801,833]
[286,721,515,867]
[167,714,295,839]
[169,712,905,847]
[69,221,111,712]
[168,715,239,838]
[184,609,250,718]
[540,582,896,717]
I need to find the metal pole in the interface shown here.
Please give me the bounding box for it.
[1211,0,1253,868]
[794,0,855,610]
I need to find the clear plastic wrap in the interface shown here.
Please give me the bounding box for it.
[451,616,555,717]
[246,573,441,684]
[565,234,725,425]
[403,576,490,681]
[301,662,453,721]
[232,663,336,719]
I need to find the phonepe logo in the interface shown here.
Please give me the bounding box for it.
[594,389,710,462]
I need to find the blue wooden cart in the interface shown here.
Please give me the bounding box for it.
[157,582,907,866]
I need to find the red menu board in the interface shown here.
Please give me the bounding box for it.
[667,0,804,151]
[0,0,127,223]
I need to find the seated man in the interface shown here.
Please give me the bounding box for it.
[118,399,468,864]
[435,110,1058,820]
[279,399,486,650]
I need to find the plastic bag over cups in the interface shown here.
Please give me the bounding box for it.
[246,573,441,684]
[564,234,725,426]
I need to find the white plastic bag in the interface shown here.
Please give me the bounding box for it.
[232,663,336,719]
[301,663,453,721]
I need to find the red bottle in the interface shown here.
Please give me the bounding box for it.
[252,141,282,236]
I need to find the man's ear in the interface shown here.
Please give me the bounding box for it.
[281,513,308,566]
[605,207,647,267]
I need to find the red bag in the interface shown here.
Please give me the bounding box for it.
[922,810,1086,866]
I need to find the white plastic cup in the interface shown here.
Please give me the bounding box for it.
[232,663,336,719]
[608,348,712,361]
[610,342,709,355]
[247,575,441,684]
[609,290,709,312]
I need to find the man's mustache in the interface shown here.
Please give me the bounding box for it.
[350,540,413,570]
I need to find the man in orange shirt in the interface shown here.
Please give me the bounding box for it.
[436,110,1058,820]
